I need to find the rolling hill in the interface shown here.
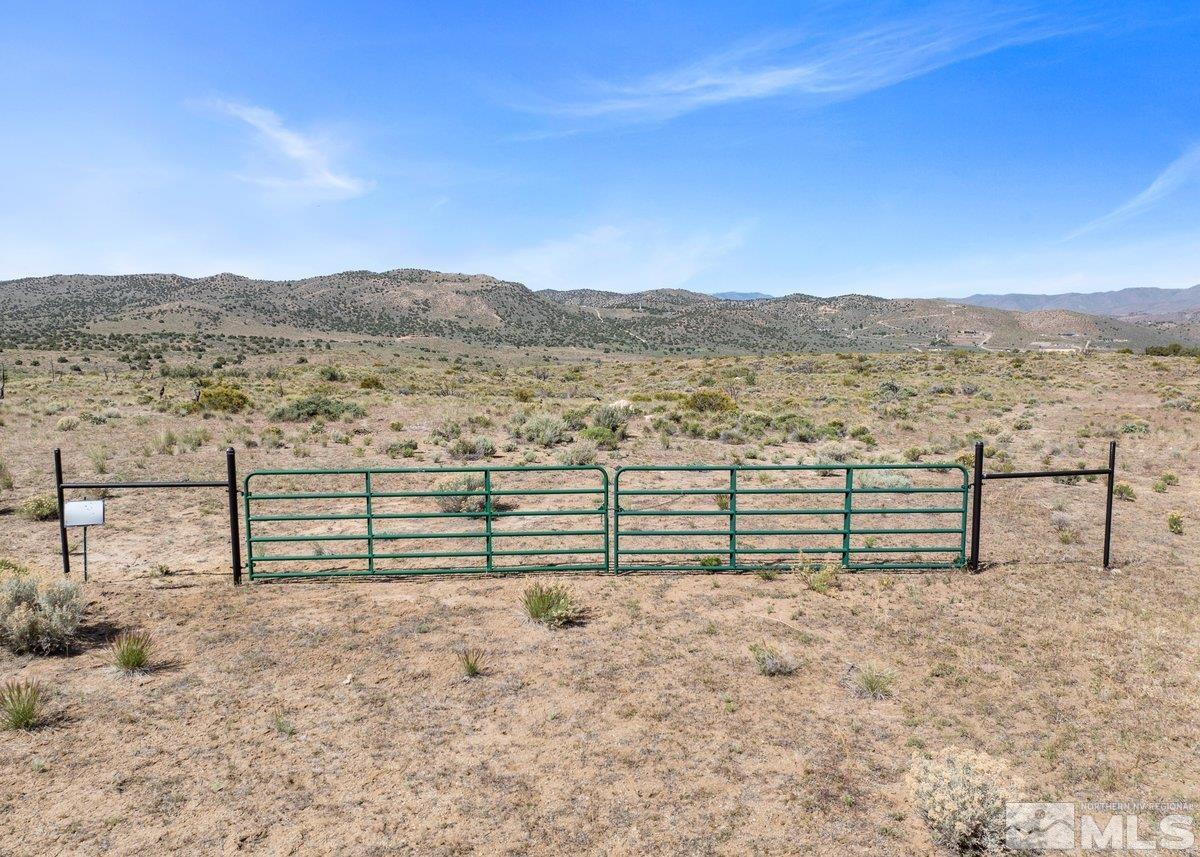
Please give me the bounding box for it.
[0,269,1190,355]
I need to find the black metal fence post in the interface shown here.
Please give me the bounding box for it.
[226,447,242,585]
[54,448,71,576]
[969,441,983,571]
[1103,440,1116,569]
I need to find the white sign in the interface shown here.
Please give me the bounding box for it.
[64,500,105,528]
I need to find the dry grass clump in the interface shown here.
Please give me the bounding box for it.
[521,583,582,627]
[908,748,1023,855]
[749,642,797,676]
[798,560,840,594]
[0,680,44,730]
[847,662,895,699]
[109,630,154,673]
[456,647,486,677]
[1,575,84,654]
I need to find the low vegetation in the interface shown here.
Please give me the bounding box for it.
[848,662,895,699]
[109,630,154,674]
[521,582,582,627]
[1,576,84,654]
[456,647,485,678]
[908,748,1022,855]
[749,642,797,676]
[0,680,44,731]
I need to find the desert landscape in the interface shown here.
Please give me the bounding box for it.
[2,334,1197,854]
[5,4,1200,852]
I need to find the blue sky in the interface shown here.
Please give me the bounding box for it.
[2,1,1198,297]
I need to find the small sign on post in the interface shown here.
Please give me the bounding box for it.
[63,499,104,581]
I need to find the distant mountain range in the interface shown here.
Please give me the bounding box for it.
[1,269,1193,354]
[959,284,1200,318]
[708,291,772,301]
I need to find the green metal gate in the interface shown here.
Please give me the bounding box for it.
[243,465,609,579]
[613,463,968,572]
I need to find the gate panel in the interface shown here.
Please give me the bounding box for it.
[613,464,968,572]
[244,465,609,579]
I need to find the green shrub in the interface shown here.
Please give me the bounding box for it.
[1113,483,1136,501]
[856,470,912,490]
[0,559,27,576]
[1160,472,1179,486]
[55,416,80,431]
[521,583,582,627]
[591,404,631,434]
[579,425,619,449]
[558,439,598,465]
[359,375,384,390]
[0,680,43,731]
[749,642,797,676]
[386,439,419,458]
[434,474,486,514]
[178,427,210,452]
[431,419,462,441]
[699,555,723,568]
[110,630,154,673]
[683,389,736,413]
[799,562,840,594]
[270,395,365,422]
[1,575,83,654]
[197,383,251,413]
[1168,513,1184,535]
[17,496,58,521]
[514,413,570,447]
[448,436,496,461]
[316,365,344,382]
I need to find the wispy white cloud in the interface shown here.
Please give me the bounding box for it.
[485,222,751,292]
[537,4,1084,125]
[207,99,371,199]
[1065,143,1200,240]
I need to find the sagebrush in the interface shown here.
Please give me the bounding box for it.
[0,575,84,654]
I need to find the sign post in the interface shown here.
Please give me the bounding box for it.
[63,499,105,581]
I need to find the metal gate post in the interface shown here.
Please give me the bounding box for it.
[483,469,494,573]
[364,471,375,574]
[969,441,984,571]
[226,447,242,585]
[727,467,737,571]
[841,467,854,568]
[53,448,71,576]
[1103,440,1116,569]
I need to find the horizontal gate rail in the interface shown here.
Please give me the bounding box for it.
[244,465,609,580]
[614,463,968,573]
